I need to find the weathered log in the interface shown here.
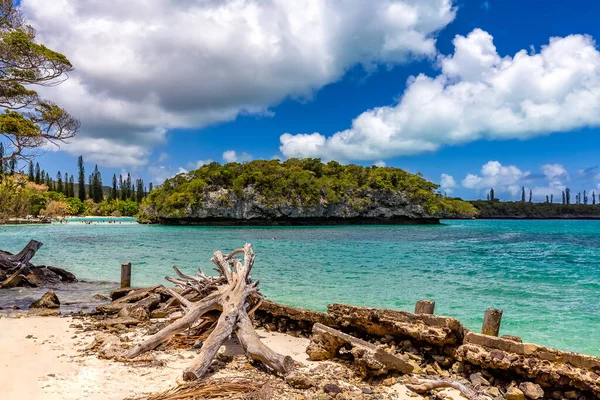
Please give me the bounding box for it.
[0,240,43,271]
[481,308,502,337]
[307,323,413,377]
[415,300,435,314]
[0,241,77,288]
[125,244,294,381]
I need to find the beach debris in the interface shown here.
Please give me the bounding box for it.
[405,378,493,400]
[137,377,266,400]
[307,322,413,377]
[0,240,77,288]
[124,243,294,381]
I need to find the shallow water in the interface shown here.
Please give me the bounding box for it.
[0,219,599,355]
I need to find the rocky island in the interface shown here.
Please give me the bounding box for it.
[138,159,477,225]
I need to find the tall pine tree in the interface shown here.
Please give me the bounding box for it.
[136,178,144,202]
[112,174,118,201]
[119,175,125,201]
[77,155,86,201]
[92,165,103,203]
[34,162,41,184]
[0,143,4,179]
[126,173,132,200]
[28,161,34,181]
[56,171,63,193]
[69,176,75,198]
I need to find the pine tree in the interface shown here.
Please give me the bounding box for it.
[88,175,93,199]
[521,187,526,203]
[550,194,553,204]
[593,191,596,205]
[584,190,588,205]
[565,188,571,204]
[112,174,118,201]
[57,171,63,193]
[136,178,144,202]
[69,176,75,198]
[64,172,69,195]
[119,175,125,201]
[28,161,34,181]
[489,188,495,201]
[92,165,103,203]
[528,189,532,203]
[148,182,153,193]
[34,162,41,184]
[9,159,16,175]
[126,173,132,200]
[78,155,86,201]
[0,143,4,180]
[546,195,549,203]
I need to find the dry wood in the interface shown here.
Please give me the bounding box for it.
[307,322,413,377]
[0,240,42,272]
[406,379,492,400]
[125,243,293,381]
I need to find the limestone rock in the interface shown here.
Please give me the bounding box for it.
[518,382,544,399]
[285,371,315,389]
[29,290,60,309]
[505,387,526,400]
[470,372,490,387]
[28,308,60,316]
[323,383,342,394]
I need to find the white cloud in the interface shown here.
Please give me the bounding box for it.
[439,173,456,193]
[374,160,386,167]
[148,165,188,185]
[461,161,527,196]
[223,150,252,163]
[280,29,600,160]
[22,0,456,166]
[195,159,215,169]
[158,153,169,163]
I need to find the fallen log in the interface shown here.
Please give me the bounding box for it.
[124,243,294,381]
[0,240,77,288]
[307,322,413,377]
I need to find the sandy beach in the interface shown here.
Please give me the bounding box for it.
[0,315,448,400]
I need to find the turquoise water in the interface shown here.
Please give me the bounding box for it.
[0,220,599,356]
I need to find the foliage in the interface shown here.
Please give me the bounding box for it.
[0,174,32,221]
[0,1,79,163]
[470,200,600,218]
[40,200,68,218]
[66,197,85,215]
[142,159,478,220]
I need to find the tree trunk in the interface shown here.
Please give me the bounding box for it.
[0,240,43,272]
[125,243,294,381]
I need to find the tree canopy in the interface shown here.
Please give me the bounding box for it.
[142,158,478,220]
[0,1,79,164]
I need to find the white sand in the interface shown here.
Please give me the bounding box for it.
[0,316,457,400]
[0,316,318,400]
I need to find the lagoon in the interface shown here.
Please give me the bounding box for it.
[0,219,599,356]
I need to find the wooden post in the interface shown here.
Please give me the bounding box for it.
[121,262,132,288]
[415,300,435,314]
[482,308,502,336]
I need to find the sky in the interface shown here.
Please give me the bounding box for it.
[14,0,600,201]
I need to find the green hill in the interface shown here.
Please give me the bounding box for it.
[139,159,477,225]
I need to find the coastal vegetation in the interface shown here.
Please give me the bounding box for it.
[0,153,151,222]
[469,187,600,219]
[139,159,478,224]
[0,1,79,164]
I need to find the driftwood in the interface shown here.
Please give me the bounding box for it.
[406,379,492,400]
[125,243,294,381]
[307,323,413,377]
[0,240,77,288]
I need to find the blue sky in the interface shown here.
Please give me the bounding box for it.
[17,0,600,200]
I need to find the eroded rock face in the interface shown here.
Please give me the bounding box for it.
[29,290,60,309]
[146,187,442,225]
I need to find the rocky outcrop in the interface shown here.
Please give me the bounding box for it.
[28,290,61,316]
[455,332,600,396]
[327,304,465,346]
[143,187,442,225]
